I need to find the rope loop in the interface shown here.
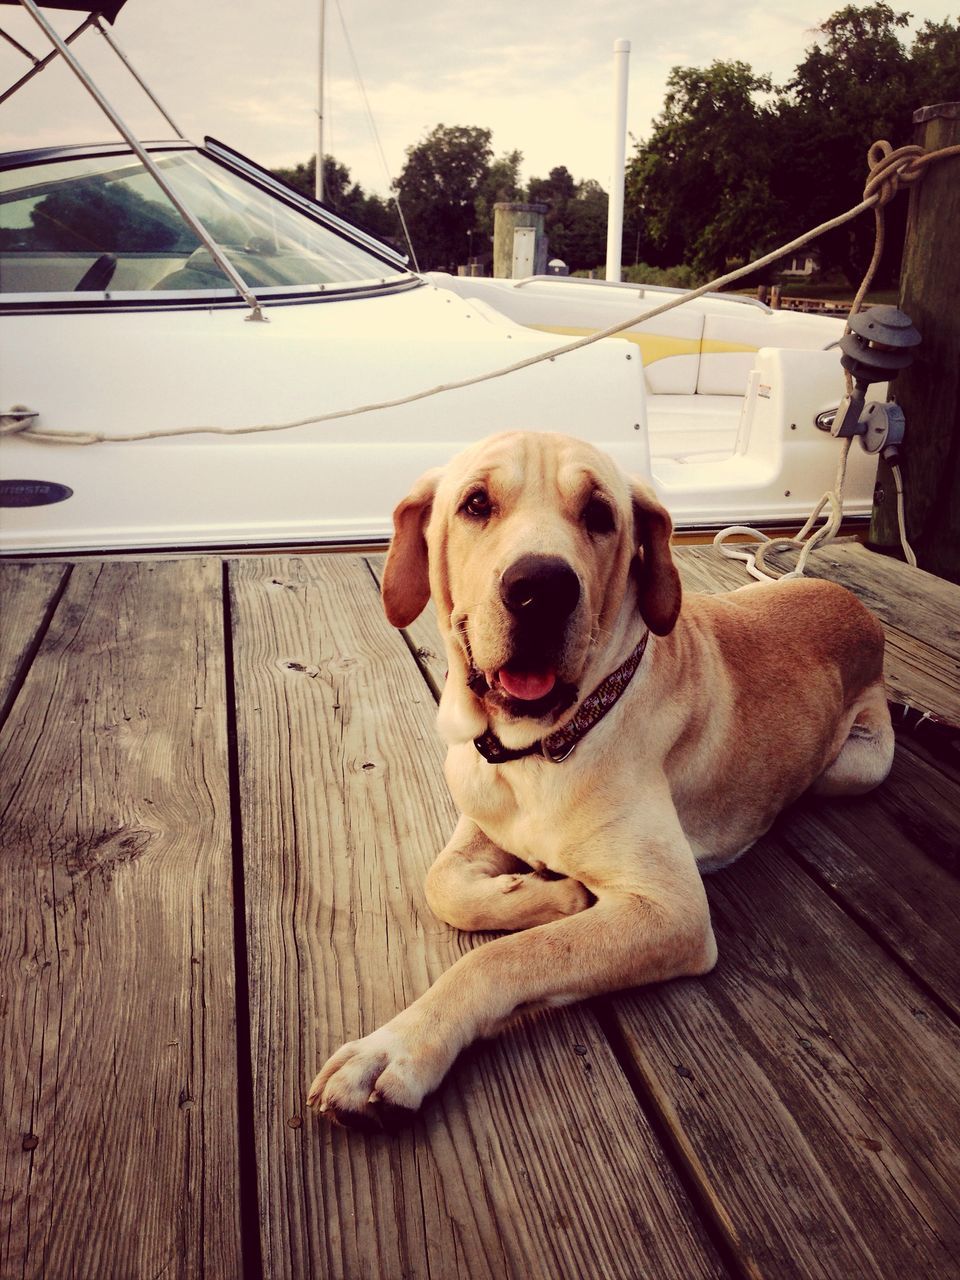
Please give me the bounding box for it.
[863,137,960,207]
[863,140,924,206]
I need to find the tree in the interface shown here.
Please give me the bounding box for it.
[623,7,959,287]
[625,61,783,276]
[909,17,960,108]
[27,182,191,252]
[272,154,399,245]
[524,167,610,271]
[776,3,915,283]
[392,124,494,270]
[473,149,524,249]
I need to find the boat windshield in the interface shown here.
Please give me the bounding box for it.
[0,148,403,296]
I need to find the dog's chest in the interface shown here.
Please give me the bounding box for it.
[447,747,603,874]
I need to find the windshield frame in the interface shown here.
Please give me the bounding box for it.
[0,138,419,313]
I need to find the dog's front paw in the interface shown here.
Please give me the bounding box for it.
[541,873,594,921]
[308,1020,450,1132]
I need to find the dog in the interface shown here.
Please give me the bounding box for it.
[308,430,894,1129]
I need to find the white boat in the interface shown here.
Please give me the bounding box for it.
[0,0,878,554]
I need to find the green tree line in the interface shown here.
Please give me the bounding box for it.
[274,5,958,284]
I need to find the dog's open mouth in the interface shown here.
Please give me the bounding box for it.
[482,663,577,721]
[458,619,577,721]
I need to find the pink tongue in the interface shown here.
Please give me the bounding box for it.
[497,667,557,701]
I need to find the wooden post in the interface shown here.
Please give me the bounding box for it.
[869,102,960,584]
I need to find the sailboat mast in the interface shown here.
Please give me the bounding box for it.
[315,0,325,202]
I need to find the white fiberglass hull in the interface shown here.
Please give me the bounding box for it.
[0,277,877,553]
[1,283,651,552]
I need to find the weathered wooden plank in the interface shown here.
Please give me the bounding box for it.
[609,841,960,1280]
[0,560,243,1279]
[366,552,447,697]
[674,544,758,596]
[781,743,959,1017]
[894,715,960,787]
[228,554,726,1280]
[0,561,69,722]
[683,541,960,655]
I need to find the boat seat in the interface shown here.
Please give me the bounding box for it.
[646,394,744,462]
[696,310,842,395]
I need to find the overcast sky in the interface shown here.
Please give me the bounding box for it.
[0,0,953,195]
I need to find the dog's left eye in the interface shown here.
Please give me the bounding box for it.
[462,488,493,520]
[582,496,615,535]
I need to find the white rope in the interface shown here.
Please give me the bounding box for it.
[714,438,852,580]
[891,461,918,567]
[2,194,883,446]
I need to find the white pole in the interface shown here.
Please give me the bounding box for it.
[315,0,325,201]
[605,38,630,282]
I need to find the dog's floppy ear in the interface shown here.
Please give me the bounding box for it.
[381,469,441,627]
[631,479,682,635]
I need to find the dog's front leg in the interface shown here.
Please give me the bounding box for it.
[308,844,716,1130]
[425,815,593,932]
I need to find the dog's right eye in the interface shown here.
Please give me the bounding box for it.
[461,489,493,520]
[582,495,616,536]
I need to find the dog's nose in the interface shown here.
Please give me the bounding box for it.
[499,555,581,620]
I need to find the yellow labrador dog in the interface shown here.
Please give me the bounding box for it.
[309,430,893,1129]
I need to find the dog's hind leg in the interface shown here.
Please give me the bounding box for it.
[425,815,592,932]
[812,681,894,798]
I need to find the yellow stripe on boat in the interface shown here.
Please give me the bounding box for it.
[528,324,758,366]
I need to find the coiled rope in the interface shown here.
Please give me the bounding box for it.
[3,138,958,577]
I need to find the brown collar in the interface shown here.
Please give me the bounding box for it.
[473,632,650,764]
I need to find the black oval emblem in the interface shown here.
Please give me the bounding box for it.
[0,479,74,507]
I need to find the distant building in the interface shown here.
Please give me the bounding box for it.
[780,249,821,279]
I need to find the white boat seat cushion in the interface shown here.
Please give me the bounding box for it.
[696,310,843,396]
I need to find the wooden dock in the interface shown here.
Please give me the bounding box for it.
[2,542,958,1280]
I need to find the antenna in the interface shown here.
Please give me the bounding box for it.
[316,0,325,202]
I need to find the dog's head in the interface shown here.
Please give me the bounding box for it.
[381,431,681,747]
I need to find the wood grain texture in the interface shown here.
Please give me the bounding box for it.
[870,106,960,580]
[610,840,960,1280]
[783,741,959,1015]
[0,561,69,722]
[371,539,960,1276]
[0,559,242,1279]
[366,552,447,698]
[228,554,725,1280]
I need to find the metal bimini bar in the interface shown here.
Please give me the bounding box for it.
[0,0,267,319]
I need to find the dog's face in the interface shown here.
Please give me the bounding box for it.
[382,432,681,746]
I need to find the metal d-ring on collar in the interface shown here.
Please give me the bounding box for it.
[473,631,650,765]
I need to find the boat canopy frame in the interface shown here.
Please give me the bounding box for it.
[0,0,270,319]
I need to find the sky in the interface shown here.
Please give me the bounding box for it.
[0,0,954,196]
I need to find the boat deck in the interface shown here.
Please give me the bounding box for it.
[2,542,959,1280]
